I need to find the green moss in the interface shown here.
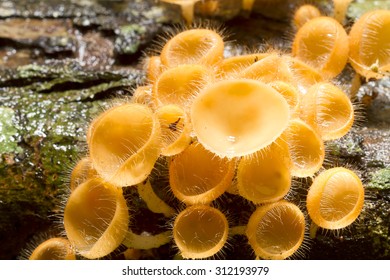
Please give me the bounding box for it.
[367,168,390,190]
[0,107,22,157]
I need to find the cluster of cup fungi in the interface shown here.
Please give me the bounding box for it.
[28,1,389,260]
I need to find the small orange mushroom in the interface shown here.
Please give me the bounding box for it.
[173,205,229,259]
[237,138,292,204]
[191,79,290,158]
[153,64,212,109]
[306,167,364,230]
[64,178,129,259]
[169,142,235,204]
[299,82,354,141]
[29,238,75,260]
[283,119,325,178]
[348,10,390,80]
[160,28,224,68]
[293,4,322,28]
[88,103,161,187]
[246,200,306,260]
[292,16,349,78]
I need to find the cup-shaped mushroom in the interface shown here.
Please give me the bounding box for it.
[160,28,224,68]
[292,16,349,78]
[269,81,300,116]
[64,178,129,259]
[293,4,321,28]
[156,104,192,156]
[246,200,306,260]
[349,10,390,80]
[191,79,290,158]
[307,167,364,230]
[237,139,292,204]
[88,103,161,187]
[239,53,294,84]
[300,82,354,141]
[70,157,98,191]
[284,119,325,178]
[29,238,75,260]
[153,64,212,109]
[169,142,235,204]
[173,205,228,259]
[217,53,270,78]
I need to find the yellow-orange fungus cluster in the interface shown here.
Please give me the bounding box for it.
[28,3,390,260]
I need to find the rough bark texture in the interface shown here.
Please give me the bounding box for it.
[0,0,389,260]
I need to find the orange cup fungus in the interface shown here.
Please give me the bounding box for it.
[237,139,292,204]
[293,4,322,28]
[160,28,224,68]
[299,82,354,141]
[292,16,349,78]
[64,178,129,259]
[348,10,390,80]
[284,119,325,178]
[153,64,212,109]
[246,200,306,260]
[156,104,192,156]
[169,142,235,204]
[306,167,364,230]
[88,103,161,187]
[191,79,290,158]
[173,205,228,259]
[29,238,75,260]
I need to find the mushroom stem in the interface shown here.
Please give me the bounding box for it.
[123,230,171,250]
[180,2,196,25]
[333,0,353,24]
[309,222,319,239]
[137,179,175,218]
[229,225,247,236]
[242,0,255,12]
